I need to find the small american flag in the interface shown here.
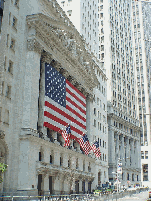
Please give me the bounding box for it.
[61,124,71,147]
[92,141,101,157]
[44,63,86,138]
[78,134,92,155]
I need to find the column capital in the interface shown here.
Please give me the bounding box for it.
[27,38,43,54]
[0,130,5,139]
[41,51,53,63]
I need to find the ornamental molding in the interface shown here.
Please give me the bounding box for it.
[107,113,140,131]
[41,51,53,63]
[0,130,5,139]
[26,13,99,97]
[27,38,43,54]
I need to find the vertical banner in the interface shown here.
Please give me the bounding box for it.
[117,162,122,174]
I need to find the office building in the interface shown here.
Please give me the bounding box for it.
[58,0,142,188]
[132,0,151,188]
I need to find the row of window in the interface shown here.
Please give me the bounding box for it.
[39,152,92,172]
[94,108,106,120]
[93,137,107,149]
[122,173,139,182]
[141,151,148,159]
[114,121,138,136]
[93,119,107,133]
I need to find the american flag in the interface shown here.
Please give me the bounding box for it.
[61,124,71,147]
[44,63,86,137]
[92,141,101,157]
[78,134,92,155]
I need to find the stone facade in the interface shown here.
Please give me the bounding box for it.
[0,0,106,195]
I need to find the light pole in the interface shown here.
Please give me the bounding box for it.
[112,171,119,193]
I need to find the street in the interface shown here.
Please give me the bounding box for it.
[116,190,150,201]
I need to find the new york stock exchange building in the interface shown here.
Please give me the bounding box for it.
[0,0,110,196]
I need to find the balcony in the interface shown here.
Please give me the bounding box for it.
[36,161,95,181]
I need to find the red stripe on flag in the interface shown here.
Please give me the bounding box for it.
[66,97,86,115]
[66,88,86,108]
[66,105,86,122]
[66,80,86,100]
[44,111,84,135]
[45,101,86,129]
[43,122,60,132]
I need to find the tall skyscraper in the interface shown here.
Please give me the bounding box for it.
[58,0,143,188]
[58,0,109,188]
[132,0,151,188]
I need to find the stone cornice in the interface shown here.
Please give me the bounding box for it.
[107,113,141,131]
[26,13,99,97]
[19,132,95,162]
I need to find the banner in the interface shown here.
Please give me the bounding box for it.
[117,162,122,174]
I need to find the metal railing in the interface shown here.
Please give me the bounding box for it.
[0,188,149,201]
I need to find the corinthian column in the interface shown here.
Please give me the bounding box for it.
[22,38,43,130]
[37,51,52,135]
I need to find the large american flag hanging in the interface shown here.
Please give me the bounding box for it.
[44,63,86,138]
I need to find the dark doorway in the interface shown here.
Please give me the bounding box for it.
[38,174,42,196]
[88,181,91,193]
[75,180,79,194]
[82,181,85,194]
[49,176,53,194]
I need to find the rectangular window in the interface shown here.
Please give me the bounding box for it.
[83,161,85,171]
[6,85,11,99]
[143,164,148,181]
[141,151,144,159]
[4,56,7,71]
[9,12,11,25]
[127,173,129,180]
[60,156,63,166]
[39,152,42,161]
[6,34,9,46]
[4,109,9,124]
[8,60,13,74]
[50,155,52,163]
[94,119,96,127]
[10,38,15,51]
[0,107,2,122]
[145,151,148,159]
[12,16,17,30]
[97,97,99,105]
[1,81,4,95]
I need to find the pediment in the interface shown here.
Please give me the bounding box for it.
[26,13,99,98]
